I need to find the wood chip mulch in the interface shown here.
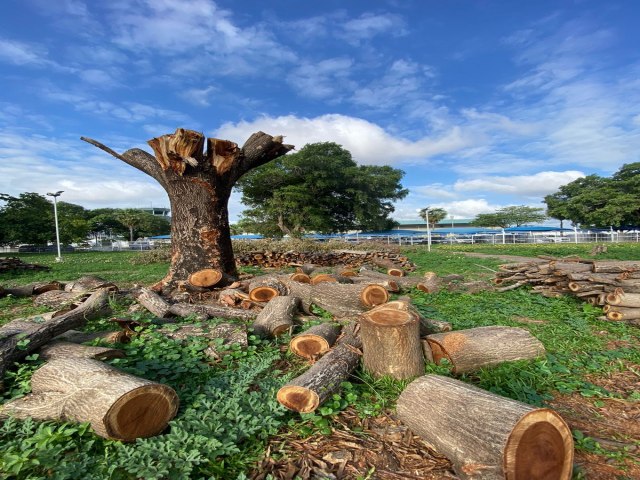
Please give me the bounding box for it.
[250,408,456,479]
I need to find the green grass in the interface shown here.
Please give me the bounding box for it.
[432,241,640,259]
[1,247,639,478]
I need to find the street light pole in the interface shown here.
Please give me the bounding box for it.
[46,191,64,262]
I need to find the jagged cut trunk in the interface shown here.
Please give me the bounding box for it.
[82,129,294,292]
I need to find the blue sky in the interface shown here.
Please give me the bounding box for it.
[1,0,639,222]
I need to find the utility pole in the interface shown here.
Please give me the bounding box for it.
[46,191,64,262]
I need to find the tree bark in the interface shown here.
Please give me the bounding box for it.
[56,329,130,344]
[396,375,573,480]
[425,326,546,374]
[605,291,640,307]
[277,322,361,413]
[135,287,172,318]
[82,130,293,292]
[289,323,341,360]
[0,289,112,388]
[34,290,89,309]
[252,296,300,338]
[159,322,247,360]
[0,281,64,298]
[360,304,424,379]
[169,302,258,322]
[64,276,118,293]
[248,277,288,302]
[39,341,125,361]
[603,305,640,321]
[384,299,451,335]
[0,358,179,441]
[308,282,389,318]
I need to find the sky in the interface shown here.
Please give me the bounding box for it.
[1,0,639,223]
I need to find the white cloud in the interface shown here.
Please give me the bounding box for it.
[287,58,355,100]
[454,171,585,197]
[181,86,217,107]
[215,114,476,166]
[341,13,406,44]
[0,38,49,66]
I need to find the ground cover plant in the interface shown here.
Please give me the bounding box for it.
[0,246,639,479]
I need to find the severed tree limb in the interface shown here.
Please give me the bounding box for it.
[0,289,112,389]
[80,137,167,189]
[39,341,125,361]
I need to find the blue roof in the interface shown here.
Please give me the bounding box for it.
[149,234,171,239]
[505,226,574,232]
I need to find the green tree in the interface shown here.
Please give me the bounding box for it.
[471,205,547,228]
[236,142,407,236]
[116,209,145,241]
[418,207,448,229]
[544,165,640,228]
[0,193,53,245]
[57,202,90,244]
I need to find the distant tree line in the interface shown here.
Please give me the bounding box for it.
[0,193,170,246]
[544,162,640,229]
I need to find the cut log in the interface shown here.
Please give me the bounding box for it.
[0,289,112,388]
[396,375,573,480]
[426,326,546,374]
[604,306,640,321]
[56,329,130,344]
[605,291,640,307]
[310,273,339,285]
[169,302,258,321]
[64,276,118,293]
[39,341,125,360]
[248,278,287,302]
[385,299,452,335]
[34,290,89,309]
[349,275,401,293]
[591,260,640,273]
[159,322,247,359]
[289,323,341,360]
[135,287,172,318]
[0,358,179,441]
[358,268,421,289]
[370,257,405,276]
[416,271,440,293]
[289,272,311,283]
[360,303,424,380]
[252,296,300,338]
[277,322,361,413]
[1,281,64,298]
[308,283,389,318]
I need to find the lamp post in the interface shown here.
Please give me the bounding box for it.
[46,191,64,262]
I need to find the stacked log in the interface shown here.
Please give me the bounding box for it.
[493,258,640,325]
[0,257,50,274]
[235,250,416,271]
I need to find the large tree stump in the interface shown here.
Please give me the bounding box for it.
[252,296,300,338]
[0,358,179,441]
[425,326,546,374]
[289,323,341,360]
[397,375,573,480]
[277,322,361,413]
[360,303,424,379]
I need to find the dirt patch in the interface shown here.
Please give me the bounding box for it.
[457,252,549,264]
[548,367,640,479]
[251,407,456,479]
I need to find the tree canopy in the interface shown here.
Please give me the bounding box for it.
[471,205,547,228]
[0,193,170,245]
[236,142,408,236]
[418,207,448,229]
[544,163,640,228]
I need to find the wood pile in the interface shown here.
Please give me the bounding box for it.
[494,258,640,325]
[0,257,50,274]
[235,250,416,272]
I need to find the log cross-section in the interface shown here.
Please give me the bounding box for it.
[396,375,574,480]
[0,358,179,441]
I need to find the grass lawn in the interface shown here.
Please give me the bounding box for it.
[0,246,639,479]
